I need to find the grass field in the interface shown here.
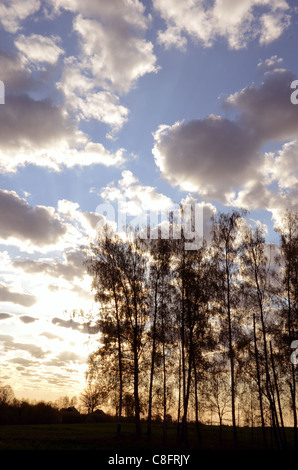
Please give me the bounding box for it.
[0,422,296,452]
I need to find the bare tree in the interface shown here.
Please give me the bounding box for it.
[80,384,101,414]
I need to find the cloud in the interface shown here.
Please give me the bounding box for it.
[4,341,46,359]
[0,2,153,169]
[45,350,85,367]
[0,0,40,33]
[100,170,174,217]
[40,331,63,341]
[49,0,149,30]
[257,55,284,73]
[153,115,261,201]
[52,317,99,335]
[0,334,14,342]
[58,59,129,131]
[0,313,13,320]
[231,140,298,226]
[0,49,33,93]
[1,334,46,359]
[13,250,86,282]
[0,61,127,172]
[73,14,158,95]
[0,190,66,247]
[0,93,126,172]
[0,284,37,307]
[152,65,298,208]
[223,68,298,142]
[15,33,64,66]
[19,315,38,324]
[53,0,158,137]
[8,357,37,366]
[154,0,291,50]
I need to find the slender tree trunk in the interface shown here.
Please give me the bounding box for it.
[287,270,297,448]
[132,296,141,435]
[162,332,167,444]
[177,345,182,440]
[115,296,123,438]
[179,279,187,443]
[133,337,141,435]
[193,356,202,448]
[253,311,267,447]
[181,346,192,446]
[259,299,279,448]
[270,341,287,449]
[225,250,237,444]
[147,278,158,440]
[252,252,279,448]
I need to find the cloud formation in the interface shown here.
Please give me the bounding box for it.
[152,64,298,217]
[0,190,66,247]
[0,1,157,172]
[0,0,40,33]
[13,250,86,282]
[15,33,64,67]
[0,284,37,307]
[100,170,174,216]
[154,0,291,50]
[19,316,38,324]
[49,0,159,139]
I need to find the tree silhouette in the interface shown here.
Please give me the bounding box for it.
[82,209,298,448]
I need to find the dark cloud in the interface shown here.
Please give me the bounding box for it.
[224,68,298,142]
[45,351,83,368]
[0,284,37,307]
[0,334,14,342]
[0,313,13,320]
[0,49,33,92]
[2,335,46,358]
[52,316,99,334]
[0,94,73,150]
[39,331,63,341]
[13,250,85,281]
[153,115,261,201]
[52,317,82,330]
[0,190,66,246]
[8,357,37,366]
[153,67,298,205]
[19,315,38,324]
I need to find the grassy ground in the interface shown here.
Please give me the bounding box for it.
[0,422,296,452]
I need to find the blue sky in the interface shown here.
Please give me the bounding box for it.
[0,0,297,402]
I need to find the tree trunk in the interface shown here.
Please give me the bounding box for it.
[147,278,158,440]
[193,357,202,448]
[225,250,237,444]
[115,296,123,438]
[253,311,267,447]
[133,324,141,435]
[270,341,287,449]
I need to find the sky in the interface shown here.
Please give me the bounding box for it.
[0,0,297,402]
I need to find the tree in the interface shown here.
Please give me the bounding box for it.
[0,384,14,404]
[173,235,214,444]
[275,210,298,448]
[204,358,231,442]
[241,224,285,448]
[80,383,101,414]
[85,229,149,436]
[211,210,246,444]
[145,237,175,441]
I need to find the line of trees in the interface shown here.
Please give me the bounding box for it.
[0,386,111,425]
[84,209,297,449]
